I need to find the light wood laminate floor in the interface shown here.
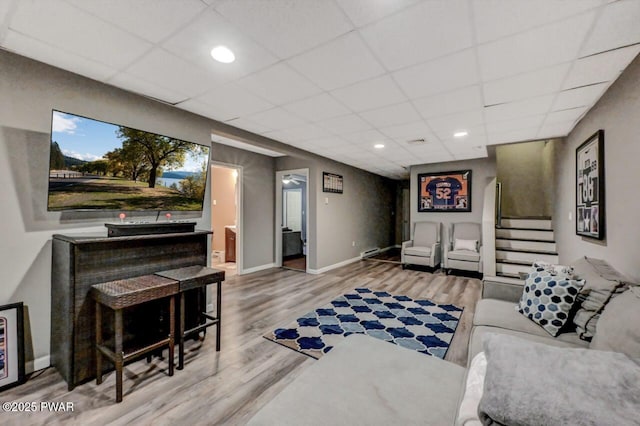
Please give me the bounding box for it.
[2,260,480,425]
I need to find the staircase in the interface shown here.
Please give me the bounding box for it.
[494,217,558,279]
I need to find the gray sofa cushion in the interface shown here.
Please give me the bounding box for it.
[404,246,432,257]
[249,333,466,425]
[571,256,631,340]
[591,287,640,359]
[447,249,480,262]
[473,299,586,348]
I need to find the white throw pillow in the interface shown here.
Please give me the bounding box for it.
[454,239,477,252]
[456,351,487,426]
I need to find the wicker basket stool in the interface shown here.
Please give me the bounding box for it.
[155,265,225,370]
[91,274,179,403]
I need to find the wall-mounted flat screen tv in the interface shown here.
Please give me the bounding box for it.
[47,110,210,212]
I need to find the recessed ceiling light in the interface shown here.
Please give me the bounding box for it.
[374,143,385,149]
[210,46,235,63]
[453,131,468,138]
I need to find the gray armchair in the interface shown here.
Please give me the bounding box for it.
[444,222,482,275]
[401,221,441,270]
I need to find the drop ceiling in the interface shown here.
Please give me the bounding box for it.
[2,0,640,179]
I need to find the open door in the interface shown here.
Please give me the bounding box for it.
[276,169,309,272]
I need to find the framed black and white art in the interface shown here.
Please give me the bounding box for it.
[0,302,25,392]
[576,130,605,240]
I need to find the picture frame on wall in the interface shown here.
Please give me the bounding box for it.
[576,129,605,240]
[0,302,25,392]
[322,172,343,194]
[418,170,472,212]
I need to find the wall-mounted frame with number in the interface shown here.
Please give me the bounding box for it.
[576,129,605,240]
[322,172,343,194]
[418,170,471,212]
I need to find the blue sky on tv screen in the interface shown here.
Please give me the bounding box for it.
[51,111,208,172]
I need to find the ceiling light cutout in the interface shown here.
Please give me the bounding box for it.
[211,46,235,63]
[374,143,385,149]
[453,131,468,138]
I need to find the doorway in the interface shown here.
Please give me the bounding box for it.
[275,169,309,272]
[211,163,241,277]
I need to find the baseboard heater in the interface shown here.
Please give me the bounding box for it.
[360,247,381,259]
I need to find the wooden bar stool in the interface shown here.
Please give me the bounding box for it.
[155,265,225,370]
[91,274,179,403]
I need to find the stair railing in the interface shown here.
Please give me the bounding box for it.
[482,177,497,276]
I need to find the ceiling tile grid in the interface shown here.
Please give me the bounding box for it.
[2,0,640,179]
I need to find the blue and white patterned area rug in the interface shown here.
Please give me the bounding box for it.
[264,288,463,359]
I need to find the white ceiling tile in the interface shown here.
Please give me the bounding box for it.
[331,75,406,112]
[478,12,596,81]
[487,128,540,145]
[3,30,118,82]
[358,102,421,128]
[237,62,322,105]
[473,0,603,44]
[67,0,206,44]
[269,123,332,142]
[162,9,279,81]
[316,114,372,135]
[213,0,353,59]
[484,95,555,123]
[552,83,608,111]
[581,0,640,56]
[537,120,575,138]
[176,98,216,118]
[283,93,351,121]
[360,1,473,71]
[287,32,385,91]
[126,48,224,97]
[427,109,485,139]
[484,63,571,106]
[336,0,420,27]
[413,85,483,120]
[342,129,388,145]
[486,115,545,134]
[544,106,588,124]
[10,0,152,69]
[452,148,487,161]
[563,45,640,89]
[380,120,437,141]
[306,136,350,149]
[393,49,479,99]
[225,117,275,134]
[246,107,307,130]
[107,72,188,104]
[196,82,274,121]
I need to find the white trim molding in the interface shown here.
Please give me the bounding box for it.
[26,355,51,373]
[307,256,361,275]
[241,263,277,275]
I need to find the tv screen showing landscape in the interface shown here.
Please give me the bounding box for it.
[48,110,210,212]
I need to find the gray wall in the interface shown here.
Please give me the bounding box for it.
[276,156,396,271]
[0,50,275,369]
[410,156,497,245]
[496,140,557,218]
[553,54,640,282]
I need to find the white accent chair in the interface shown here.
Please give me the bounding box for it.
[401,221,441,270]
[444,222,482,275]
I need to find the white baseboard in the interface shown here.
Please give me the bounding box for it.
[307,256,361,275]
[241,263,276,275]
[380,245,399,252]
[26,355,50,373]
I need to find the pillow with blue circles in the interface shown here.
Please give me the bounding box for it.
[517,266,585,336]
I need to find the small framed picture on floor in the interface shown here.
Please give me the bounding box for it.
[0,302,25,392]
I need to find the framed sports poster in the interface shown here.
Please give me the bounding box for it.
[418,170,471,212]
[576,130,605,240]
[322,172,343,193]
[0,302,25,392]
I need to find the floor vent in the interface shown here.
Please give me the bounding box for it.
[360,247,381,259]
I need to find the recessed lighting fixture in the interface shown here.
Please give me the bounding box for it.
[453,131,468,138]
[210,46,235,63]
[374,143,385,149]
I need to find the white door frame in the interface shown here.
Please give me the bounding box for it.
[275,168,309,271]
[210,161,243,275]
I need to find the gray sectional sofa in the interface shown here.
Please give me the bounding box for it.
[249,258,638,425]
